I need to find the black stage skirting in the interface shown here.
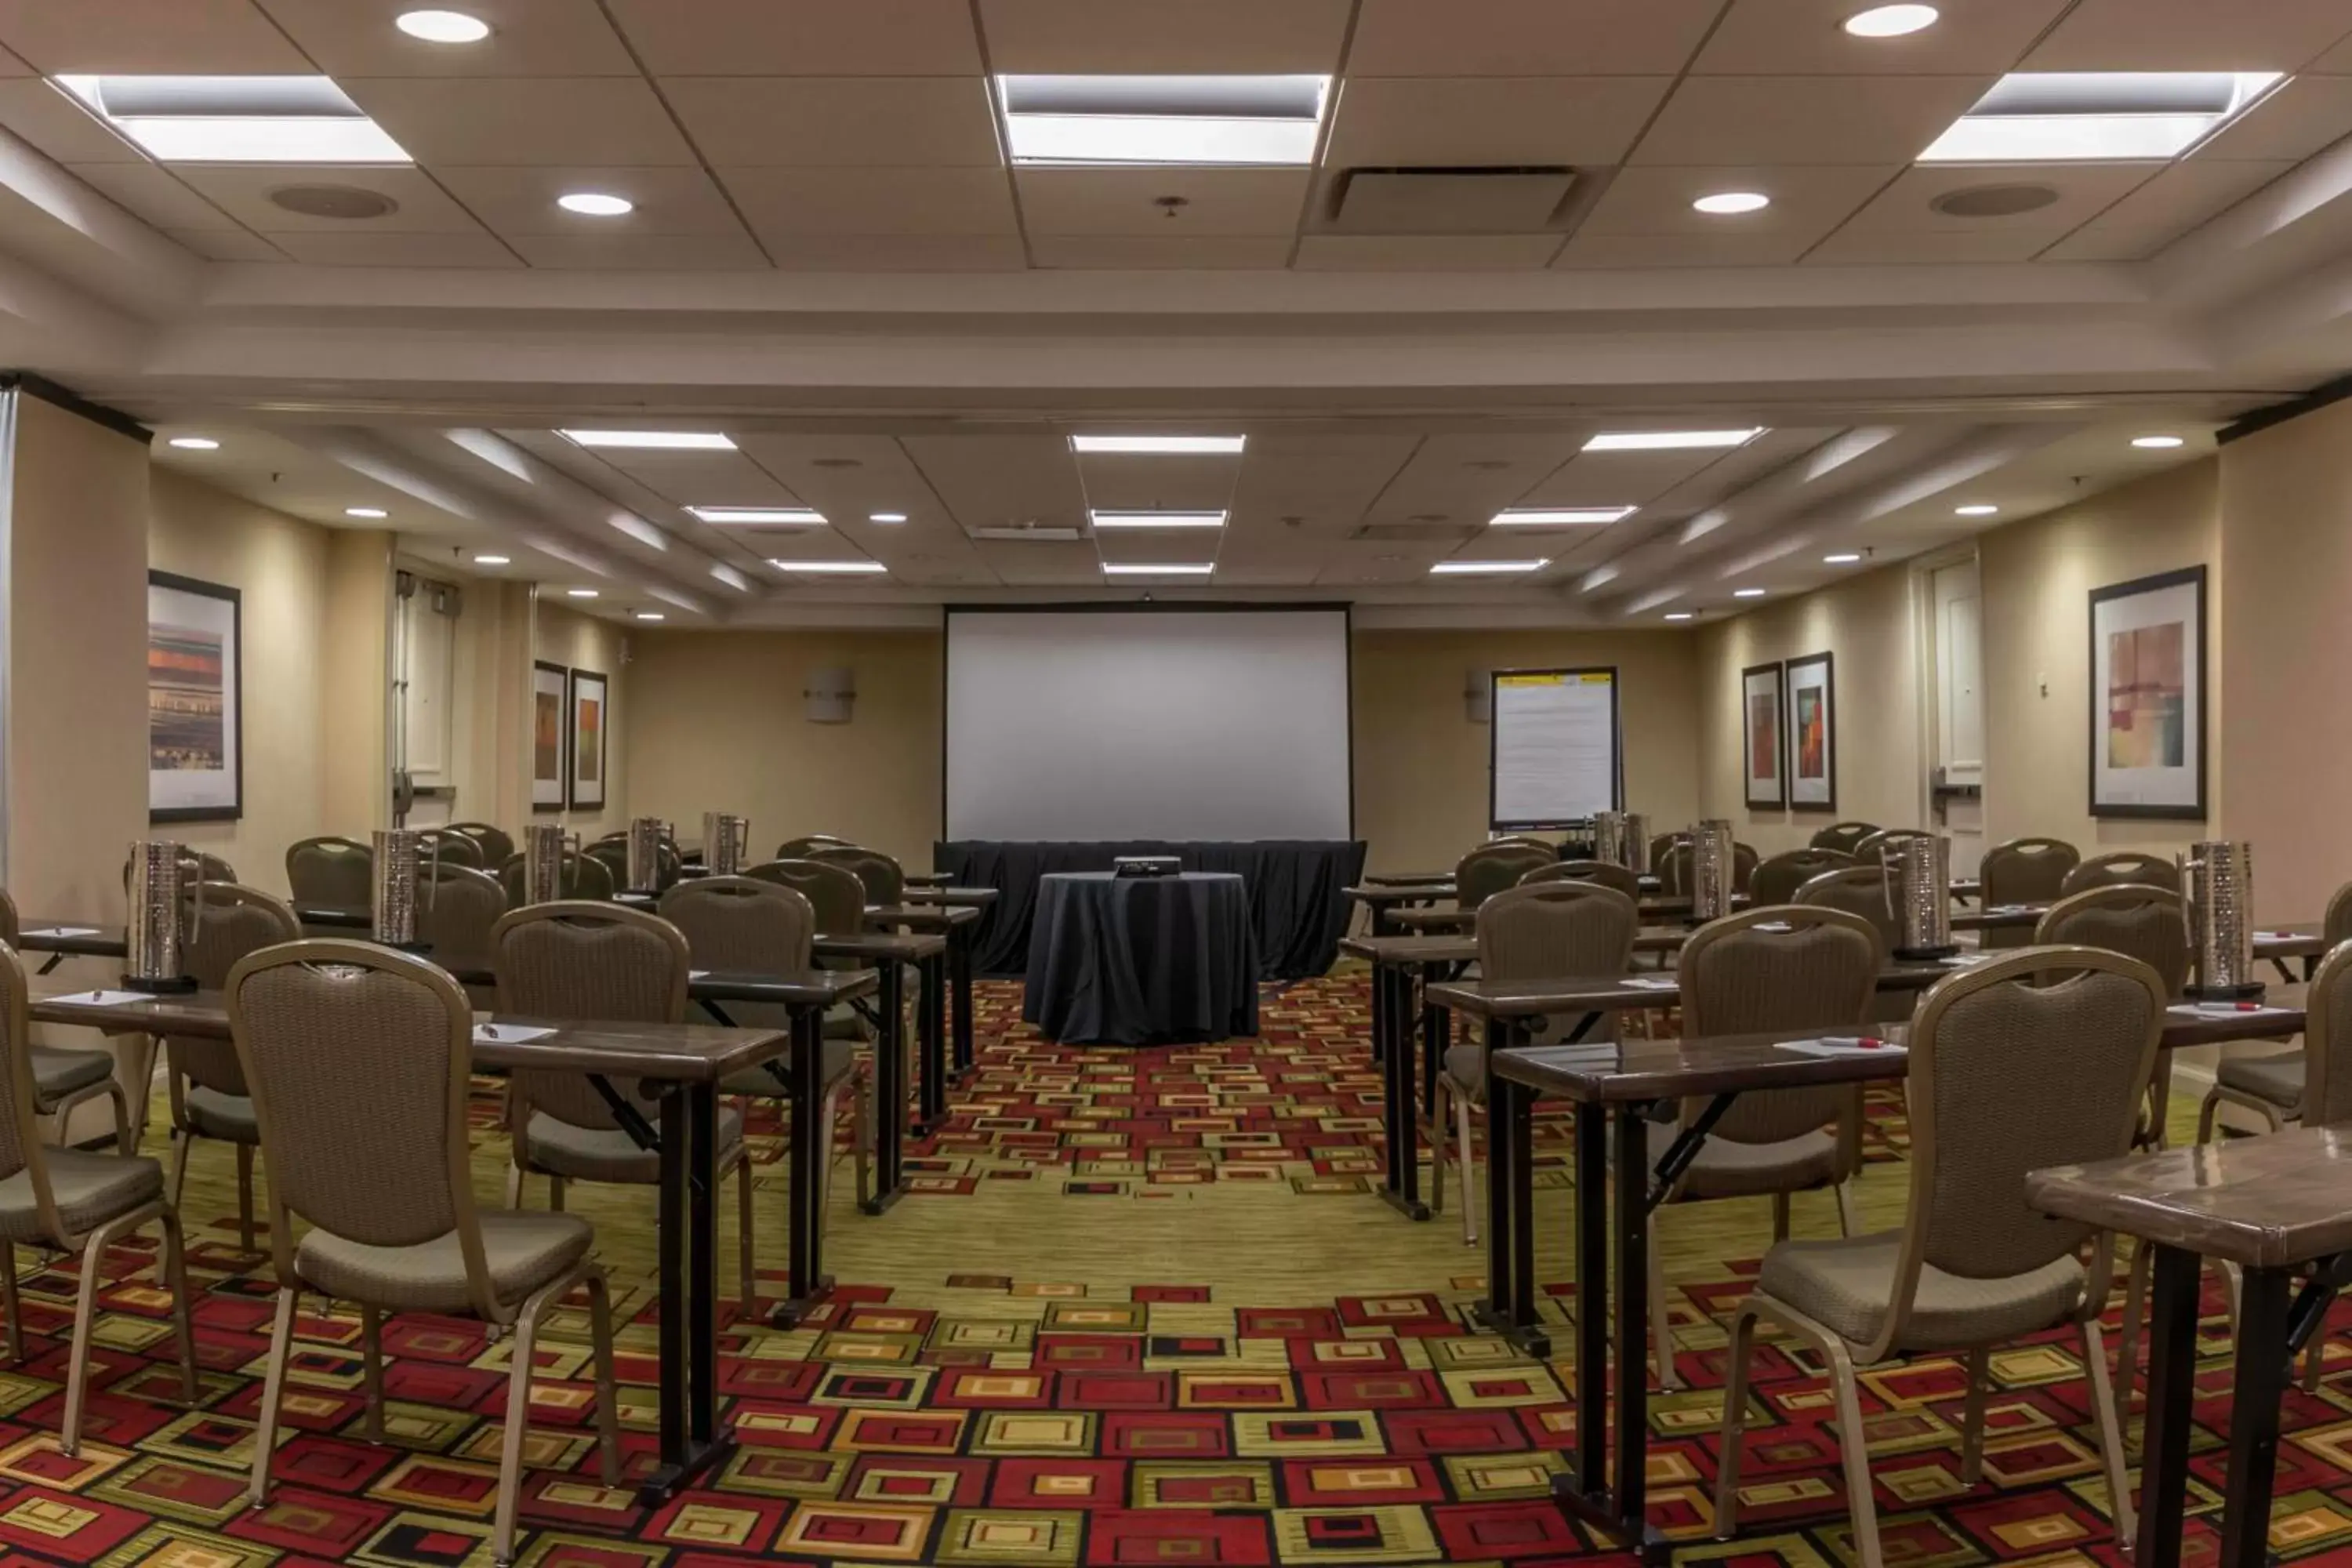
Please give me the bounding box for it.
[932,840,1369,980]
[1023,873,1258,1046]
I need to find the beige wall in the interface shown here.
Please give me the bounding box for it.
[535,597,631,839]
[319,529,391,836]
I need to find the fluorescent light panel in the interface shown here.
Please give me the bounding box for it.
[55,75,411,163]
[561,430,735,451]
[1000,74,1328,166]
[1071,434,1247,455]
[1920,72,2281,162]
[1583,429,1763,452]
[1103,563,1214,575]
[1490,506,1636,526]
[771,559,887,574]
[1091,510,1227,529]
[1431,559,1549,575]
[690,506,825,524]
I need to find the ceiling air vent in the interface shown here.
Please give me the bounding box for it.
[971,523,1086,543]
[1329,167,1579,234]
[1352,521,1478,544]
[270,183,400,220]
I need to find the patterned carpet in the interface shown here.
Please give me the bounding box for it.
[7,979,2340,1567]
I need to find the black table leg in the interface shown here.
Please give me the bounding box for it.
[2135,1243,2200,1568]
[1573,1102,1606,1500]
[688,1084,722,1443]
[1377,962,1428,1220]
[862,960,906,1214]
[772,1004,836,1328]
[1369,954,1386,1068]
[949,922,975,1081]
[1418,967,1445,1121]
[2220,1265,2290,1568]
[636,1083,734,1504]
[1472,1020,1550,1359]
[914,951,948,1132]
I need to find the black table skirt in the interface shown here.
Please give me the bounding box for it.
[933,840,1367,980]
[1022,873,1259,1046]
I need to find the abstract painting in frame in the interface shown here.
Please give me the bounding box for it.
[2090,565,2205,819]
[568,668,608,813]
[532,660,568,812]
[1742,661,1786,808]
[1784,652,1836,812]
[147,572,242,822]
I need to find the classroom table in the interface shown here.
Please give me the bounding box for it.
[1454,997,2306,1564]
[1345,882,1454,937]
[2028,1123,2352,1568]
[895,887,996,1077]
[27,976,871,1506]
[865,903,978,1113]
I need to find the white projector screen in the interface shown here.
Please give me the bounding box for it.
[946,608,1354,842]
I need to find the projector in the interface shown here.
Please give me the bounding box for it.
[1112,857,1181,879]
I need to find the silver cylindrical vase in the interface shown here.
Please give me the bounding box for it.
[521,823,570,905]
[125,840,203,993]
[1690,819,1734,922]
[702,813,750,877]
[372,829,426,949]
[1622,813,1651,876]
[626,816,672,894]
[1592,811,1625,867]
[1883,833,1955,960]
[2183,840,2261,1000]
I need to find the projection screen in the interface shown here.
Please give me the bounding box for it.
[945,608,1353,842]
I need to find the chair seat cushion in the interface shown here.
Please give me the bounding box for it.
[28,1045,114,1105]
[1649,1120,1843,1200]
[299,1212,592,1313]
[1758,1231,2086,1351]
[184,1086,258,1143]
[720,1037,859,1098]
[524,1105,743,1185]
[2218,1051,2305,1109]
[0,1149,162,1243]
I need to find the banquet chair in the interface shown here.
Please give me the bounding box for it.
[1733,840,1760,893]
[775,834,854,860]
[1794,866,1902,954]
[2060,850,2180,897]
[809,844,905,907]
[442,822,514,867]
[492,903,758,1305]
[422,831,485,869]
[229,941,619,1566]
[162,884,304,1250]
[1853,827,1933,858]
[1649,833,1686,874]
[417,865,507,983]
[1484,835,1555,852]
[1712,946,2157,1568]
[659,877,869,1219]
[2193,877,2352,1139]
[746,859,888,1157]
[1809,822,1879,855]
[1454,843,1554,910]
[496,849,615,906]
[285,837,373,906]
[1525,859,1638,900]
[122,850,237,890]
[1429,882,1637,1244]
[1,887,140,1155]
[1978,837,2081,949]
[1749,848,1853,906]
[1657,840,1691,895]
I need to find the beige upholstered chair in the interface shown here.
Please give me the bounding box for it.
[228,942,618,1566]
[744,859,888,1146]
[809,844,905,907]
[1649,833,1686,875]
[422,831,485,869]
[2192,877,2352,1139]
[162,884,304,1250]
[658,877,869,1207]
[285,837,373,906]
[1657,840,1692,896]
[1809,822,1879,855]
[2060,850,2180,897]
[1653,906,1883,1387]
[1794,866,1901,954]
[0,941,198,1454]
[775,834,853,860]
[1853,827,1932,858]
[1484,835,1555,852]
[1430,883,1637,1243]
[443,822,514,867]
[1733,841,1760,893]
[1712,946,2158,1568]
[1750,848,1854,906]
[1978,837,2082,949]
[492,903,759,1305]
[417,865,506,981]
[497,849,615,906]
[1525,859,1639,900]
[1456,843,1555,910]
[2036,884,2190,1156]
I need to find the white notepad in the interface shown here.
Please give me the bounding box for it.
[472,1024,556,1045]
[2169,1003,2297,1021]
[24,927,101,940]
[1623,975,1679,992]
[1776,1036,1906,1058]
[46,989,154,1008]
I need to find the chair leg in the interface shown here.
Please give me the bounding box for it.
[1649,1230,1682,1392]
[2114,1239,2152,1421]
[1713,1306,1760,1538]
[736,1154,757,1312]
[234,1144,256,1252]
[246,1286,298,1508]
[105,1080,135,1156]
[0,1242,20,1365]
[1772,1192,1791,1243]
[583,1270,621,1488]
[1425,1082,1446,1218]
[1825,1337,1884,1568]
[503,1160,524,1210]
[160,1210,198,1406]
[1958,1345,1991,1486]
[548,1177,565,1213]
[60,1227,114,1456]
[169,1131,193,1213]
[1835,1180,1860,1239]
[493,1295,546,1567]
[359,1304,387,1441]
[2081,1319,2136,1546]
[1454,1091,1478,1247]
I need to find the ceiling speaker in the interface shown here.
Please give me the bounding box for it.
[270,184,399,220]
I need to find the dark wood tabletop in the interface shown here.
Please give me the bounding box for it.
[16,920,126,958]
[813,930,946,962]
[2027,1123,2352,1270]
[899,886,1000,907]
[1345,883,1454,905]
[867,903,980,933]
[1428,958,1965,1020]
[1364,871,1454,887]
[1340,930,1688,965]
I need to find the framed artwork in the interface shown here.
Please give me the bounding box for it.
[1742,661,1786,809]
[147,572,242,822]
[532,660,568,812]
[2090,565,2206,819]
[1784,652,1837,812]
[567,668,608,812]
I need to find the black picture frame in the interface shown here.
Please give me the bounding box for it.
[1486,666,1623,830]
[1783,651,1837,814]
[1741,660,1787,809]
[567,667,608,813]
[532,659,568,814]
[2089,564,2208,821]
[147,570,243,824]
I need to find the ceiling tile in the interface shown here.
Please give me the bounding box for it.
[1805,227,2083,264]
[1826,162,2165,238]
[2196,76,2352,162]
[731,434,944,521]
[1029,235,1296,267]
[606,0,983,76]
[2038,158,2295,261]
[506,231,773,268]
[0,0,310,73]
[1293,234,1563,269]
[1629,75,1992,165]
[1074,452,1242,512]
[1227,434,1417,528]
[1694,0,2068,74]
[0,41,26,74]
[1015,168,1308,235]
[1325,77,1672,168]
[67,162,241,230]
[339,78,699,166]
[265,230,523,266]
[721,166,1018,236]
[971,539,1100,584]
[592,448,799,507]
[1518,448,1724,508]
[170,164,492,232]
[662,77,1000,168]
[1579,164,1896,236]
[977,0,1352,73]
[430,165,750,235]
[1556,229,1825,267]
[1347,0,1720,76]
[1362,434,1586,526]
[763,234,1029,270]
[165,227,289,260]
[0,79,140,162]
[253,0,640,76]
[2022,0,2352,72]
[902,434,1087,532]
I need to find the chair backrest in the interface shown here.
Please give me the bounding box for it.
[2034,884,2190,999]
[1677,905,1882,1145]
[1809,821,1880,855]
[1733,841,1759,893]
[0,943,74,1248]
[285,837,373,907]
[1854,827,1933,858]
[1889,947,2159,1347]
[2326,880,2352,949]
[1455,843,1555,909]
[492,902,688,1128]
[2304,939,2352,1124]
[423,832,485,869]
[808,844,903,906]
[1749,848,1854,906]
[227,942,499,1313]
[170,884,304,1097]
[1794,865,1900,953]
[418,864,507,978]
[442,822,514,867]
[581,837,633,890]
[497,848,615,906]
[1485,835,1555,851]
[746,858,869,938]
[1980,837,2081,906]
[0,888,16,948]
[1476,882,1638,982]
[2061,850,2180,897]
[1528,859,1639,900]
[658,877,815,974]
[775,834,853,860]
[122,850,237,893]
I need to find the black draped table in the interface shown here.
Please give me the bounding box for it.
[1023,872,1260,1046]
[934,839,1365,979]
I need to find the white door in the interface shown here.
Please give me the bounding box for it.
[1933,560,1986,877]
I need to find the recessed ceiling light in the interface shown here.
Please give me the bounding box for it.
[869,512,909,524]
[1070,434,1247,455]
[1824,552,1864,565]
[1091,510,1228,529]
[1102,562,1216,575]
[1583,429,1764,452]
[1733,587,1768,598]
[998,74,1330,167]
[1955,503,2000,517]
[166,436,220,450]
[634,611,666,621]
[345,506,388,519]
[2132,434,2187,449]
[472,554,510,566]
[1842,3,1938,38]
[688,506,825,524]
[560,430,736,451]
[395,9,491,43]
[1430,559,1550,575]
[1693,191,1770,216]
[557,192,633,217]
[1664,611,1696,621]
[770,559,889,574]
[566,588,599,598]
[1490,507,1637,526]
[55,75,412,163]
[1921,72,2281,162]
